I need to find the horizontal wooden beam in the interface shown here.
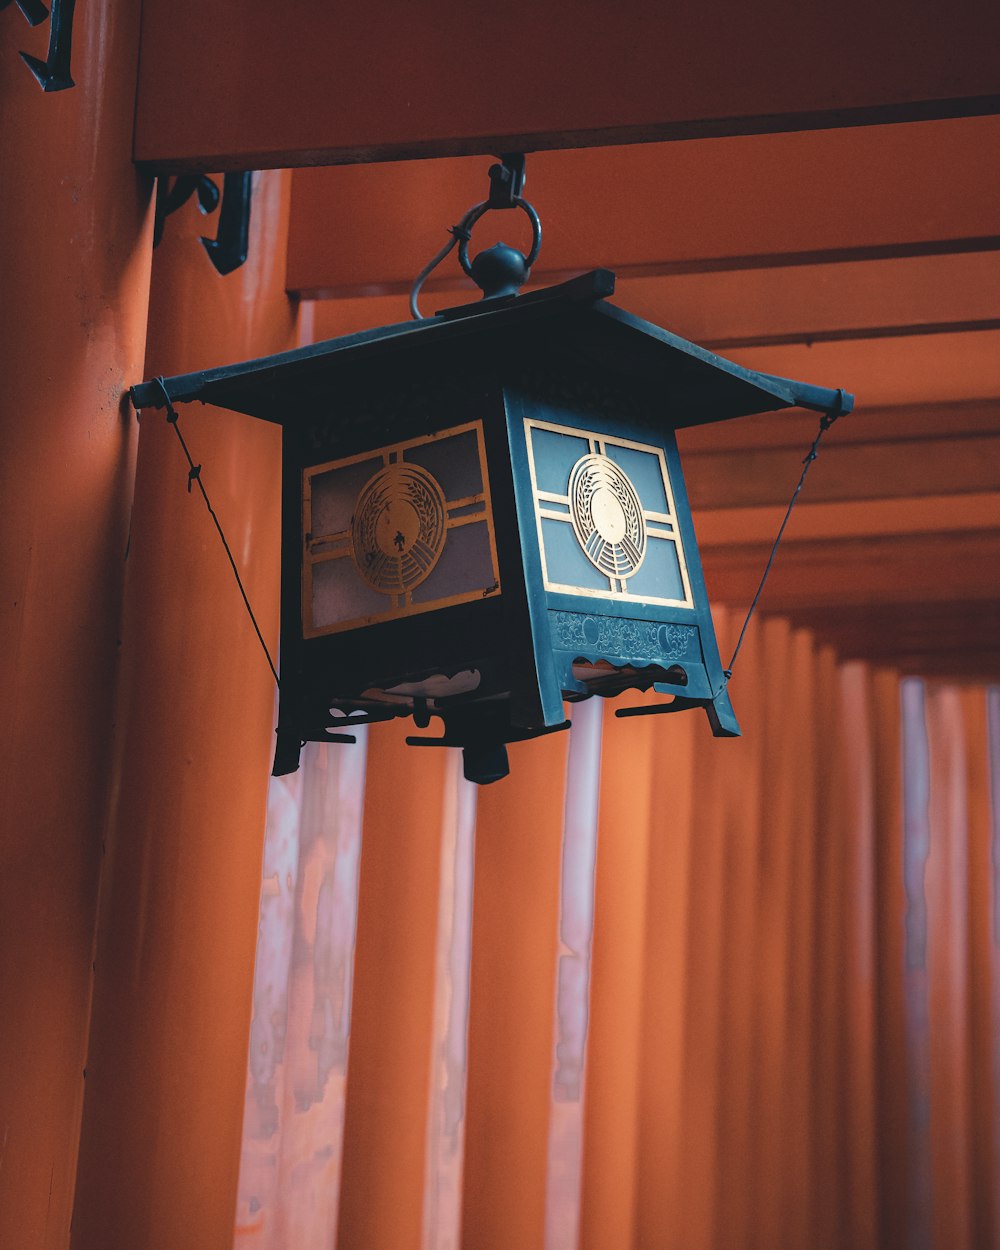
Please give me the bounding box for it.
[685,437,1000,508]
[677,398,1000,452]
[579,255,1000,356]
[762,601,1000,680]
[727,329,1000,408]
[686,398,1000,679]
[690,491,1000,542]
[701,529,1000,609]
[134,1,1000,171]
[287,118,1000,296]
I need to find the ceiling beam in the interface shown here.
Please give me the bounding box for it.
[286,118,1000,296]
[134,0,1000,170]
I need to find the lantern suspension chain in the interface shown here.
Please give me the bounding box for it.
[149,377,280,689]
[410,153,541,318]
[721,398,848,684]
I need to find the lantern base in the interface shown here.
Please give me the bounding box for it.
[461,741,510,785]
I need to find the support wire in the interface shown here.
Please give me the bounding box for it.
[151,377,280,688]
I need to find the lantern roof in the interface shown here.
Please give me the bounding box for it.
[131,269,853,425]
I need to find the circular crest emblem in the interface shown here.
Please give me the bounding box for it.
[352,462,447,594]
[568,453,646,580]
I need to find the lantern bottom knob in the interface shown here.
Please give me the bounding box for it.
[462,741,510,785]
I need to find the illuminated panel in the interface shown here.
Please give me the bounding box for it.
[303,422,500,636]
[525,418,694,608]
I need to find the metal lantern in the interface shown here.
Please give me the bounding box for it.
[132,266,852,784]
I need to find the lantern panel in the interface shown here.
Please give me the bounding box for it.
[302,420,501,636]
[310,554,390,630]
[524,418,693,608]
[308,455,383,538]
[410,519,496,604]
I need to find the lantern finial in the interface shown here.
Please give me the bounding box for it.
[469,241,530,299]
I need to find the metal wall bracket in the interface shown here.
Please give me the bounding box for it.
[153,171,254,276]
[4,0,76,91]
[487,153,527,208]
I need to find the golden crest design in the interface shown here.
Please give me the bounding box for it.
[568,453,646,580]
[524,417,695,608]
[301,421,501,637]
[351,462,447,593]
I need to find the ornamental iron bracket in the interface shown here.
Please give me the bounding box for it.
[3,0,77,91]
[153,171,253,276]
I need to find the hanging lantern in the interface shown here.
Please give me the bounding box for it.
[131,164,852,784]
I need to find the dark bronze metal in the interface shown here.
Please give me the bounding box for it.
[468,242,530,300]
[17,0,75,91]
[132,269,854,784]
[201,172,253,276]
[487,153,527,208]
[410,154,540,317]
[1,0,49,28]
[153,175,221,248]
[152,171,253,276]
[457,197,542,290]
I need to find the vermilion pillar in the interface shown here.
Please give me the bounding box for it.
[0,7,152,1248]
[70,173,296,1250]
[462,732,571,1250]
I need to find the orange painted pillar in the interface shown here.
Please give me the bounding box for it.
[543,698,604,1250]
[335,724,449,1250]
[971,688,1000,1250]
[633,709,698,1250]
[421,752,479,1250]
[834,662,879,1250]
[969,689,1000,1250]
[0,6,152,1247]
[872,666,910,1249]
[580,693,658,1250]
[709,613,766,1250]
[925,686,975,1250]
[234,732,370,1250]
[70,173,295,1250]
[888,677,935,1248]
[462,732,570,1250]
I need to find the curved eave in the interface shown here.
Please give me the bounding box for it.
[130,271,853,427]
[587,303,854,426]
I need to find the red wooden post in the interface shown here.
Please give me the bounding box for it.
[0,6,152,1245]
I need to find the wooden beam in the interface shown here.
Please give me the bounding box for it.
[286,118,1000,296]
[614,255,1000,351]
[134,0,1000,171]
[685,398,1000,679]
[760,601,1000,679]
[677,399,1000,452]
[701,530,1000,609]
[685,438,1000,508]
[727,330,1000,408]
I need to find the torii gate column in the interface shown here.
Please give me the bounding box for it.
[70,173,296,1250]
[0,6,153,1248]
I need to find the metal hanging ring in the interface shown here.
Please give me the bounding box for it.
[457,197,542,277]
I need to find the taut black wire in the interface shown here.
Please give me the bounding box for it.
[723,407,844,682]
[151,377,280,688]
